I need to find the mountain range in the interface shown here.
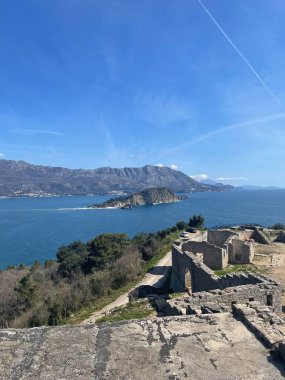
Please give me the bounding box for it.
[0,159,233,197]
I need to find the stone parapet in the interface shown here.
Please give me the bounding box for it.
[162,279,281,316]
[233,303,285,362]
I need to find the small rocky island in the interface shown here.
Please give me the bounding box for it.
[89,187,187,209]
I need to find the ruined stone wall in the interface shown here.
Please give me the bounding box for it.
[166,281,282,315]
[188,256,271,292]
[236,230,254,241]
[275,232,285,243]
[176,228,268,272]
[217,272,262,288]
[187,252,221,292]
[171,245,220,292]
[227,239,255,264]
[172,246,258,293]
[251,229,271,244]
[207,230,237,247]
[181,240,228,270]
[171,245,191,292]
[235,228,270,244]
[171,243,279,300]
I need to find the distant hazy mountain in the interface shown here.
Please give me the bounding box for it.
[200,178,281,191]
[200,179,234,191]
[200,179,217,185]
[0,160,232,197]
[240,185,282,191]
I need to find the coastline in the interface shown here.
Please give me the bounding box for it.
[0,188,239,199]
[89,199,181,209]
[1,190,285,268]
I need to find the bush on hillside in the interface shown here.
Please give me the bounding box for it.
[189,214,205,229]
[176,221,188,230]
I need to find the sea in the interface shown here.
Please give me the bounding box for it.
[0,190,284,268]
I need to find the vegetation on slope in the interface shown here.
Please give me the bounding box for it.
[0,219,193,328]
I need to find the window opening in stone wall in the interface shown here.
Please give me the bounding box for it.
[267,294,273,306]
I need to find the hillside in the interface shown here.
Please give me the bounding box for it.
[0,159,232,196]
[90,187,185,209]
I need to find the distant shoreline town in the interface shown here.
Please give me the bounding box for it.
[0,159,232,197]
[0,159,283,198]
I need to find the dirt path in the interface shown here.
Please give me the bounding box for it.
[82,250,172,324]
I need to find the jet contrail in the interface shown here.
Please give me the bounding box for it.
[197,0,278,103]
[162,112,285,155]
[186,112,285,145]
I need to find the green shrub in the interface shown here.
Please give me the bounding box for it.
[189,214,205,229]
[176,221,188,230]
[271,223,285,230]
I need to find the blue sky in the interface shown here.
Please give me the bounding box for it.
[0,0,285,186]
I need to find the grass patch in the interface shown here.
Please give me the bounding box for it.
[96,300,156,324]
[214,264,268,277]
[169,292,187,299]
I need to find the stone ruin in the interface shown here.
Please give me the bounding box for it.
[170,242,281,309]
[176,227,271,272]
[0,227,284,379]
[151,229,285,368]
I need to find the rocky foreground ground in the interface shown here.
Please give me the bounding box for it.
[1,313,285,380]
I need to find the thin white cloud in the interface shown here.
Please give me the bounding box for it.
[190,174,209,181]
[0,153,5,157]
[216,177,247,181]
[165,112,285,155]
[190,174,247,183]
[197,0,278,103]
[156,163,178,170]
[193,112,285,144]
[13,128,64,136]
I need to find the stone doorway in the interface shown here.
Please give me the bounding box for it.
[185,268,192,294]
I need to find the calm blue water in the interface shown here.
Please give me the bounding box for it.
[0,190,284,268]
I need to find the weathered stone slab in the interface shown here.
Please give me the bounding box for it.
[233,303,285,347]
[0,314,285,379]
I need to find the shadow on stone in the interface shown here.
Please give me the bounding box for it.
[267,352,285,377]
